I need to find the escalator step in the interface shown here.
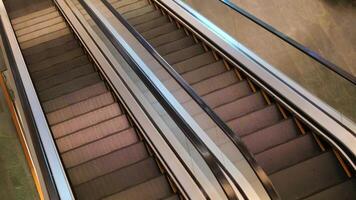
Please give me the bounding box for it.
[56,115,130,153]
[255,134,321,174]
[11,7,57,25]
[164,44,205,64]
[31,55,89,82]
[15,16,64,37]
[28,48,84,72]
[13,11,60,31]
[227,104,282,136]
[116,0,149,14]
[134,16,169,33]
[156,37,196,56]
[192,70,238,96]
[149,29,187,47]
[303,178,356,200]
[42,82,108,113]
[51,103,121,139]
[21,34,74,56]
[62,128,139,168]
[181,60,226,85]
[270,151,347,199]
[173,51,216,73]
[214,92,267,122]
[241,119,299,154]
[102,175,173,200]
[67,142,149,185]
[17,22,68,43]
[46,91,114,125]
[35,63,94,91]
[202,80,252,108]
[38,72,101,101]
[122,5,155,19]
[128,10,162,26]
[141,23,178,40]
[20,28,71,49]
[75,158,161,200]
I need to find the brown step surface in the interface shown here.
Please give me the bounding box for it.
[15,16,64,37]
[102,175,173,200]
[38,73,101,101]
[74,158,162,200]
[116,0,149,14]
[141,23,178,40]
[62,128,139,168]
[156,37,197,56]
[303,178,356,200]
[241,119,299,154]
[46,92,114,125]
[128,10,162,26]
[42,82,108,113]
[164,44,205,64]
[181,60,227,85]
[134,15,170,33]
[67,142,149,185]
[149,29,187,47]
[56,115,130,153]
[214,92,267,122]
[35,63,94,91]
[21,34,74,56]
[227,104,283,136]
[122,4,155,19]
[270,151,347,199]
[255,134,321,174]
[51,103,121,139]
[202,80,252,108]
[172,51,216,74]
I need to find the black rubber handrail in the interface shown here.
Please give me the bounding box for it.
[218,0,356,85]
[0,17,60,200]
[101,0,280,199]
[79,0,240,199]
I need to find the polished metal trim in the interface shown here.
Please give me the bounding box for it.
[0,1,74,199]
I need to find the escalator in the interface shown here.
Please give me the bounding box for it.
[103,0,356,199]
[9,3,179,200]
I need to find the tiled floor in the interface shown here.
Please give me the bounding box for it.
[184,0,356,122]
[0,88,38,200]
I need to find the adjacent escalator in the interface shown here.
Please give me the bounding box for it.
[9,4,178,200]
[105,0,355,199]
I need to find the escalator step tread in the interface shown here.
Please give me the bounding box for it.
[241,118,299,154]
[303,178,356,200]
[62,128,138,168]
[28,48,84,72]
[156,36,196,56]
[255,133,321,174]
[270,151,347,200]
[38,72,101,101]
[12,11,60,31]
[25,39,79,64]
[56,115,130,153]
[35,63,94,92]
[31,55,90,82]
[141,23,178,40]
[181,60,226,85]
[135,15,170,33]
[173,51,216,73]
[17,22,68,43]
[122,4,155,20]
[128,10,162,26]
[68,142,149,185]
[214,91,267,122]
[42,82,108,113]
[102,175,173,200]
[51,103,122,139]
[15,16,64,37]
[75,157,162,200]
[11,7,57,25]
[149,29,187,47]
[227,104,282,136]
[192,70,238,96]
[21,34,74,56]
[164,44,205,64]
[46,91,114,125]
[202,80,252,108]
[116,0,149,14]
[20,28,71,49]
